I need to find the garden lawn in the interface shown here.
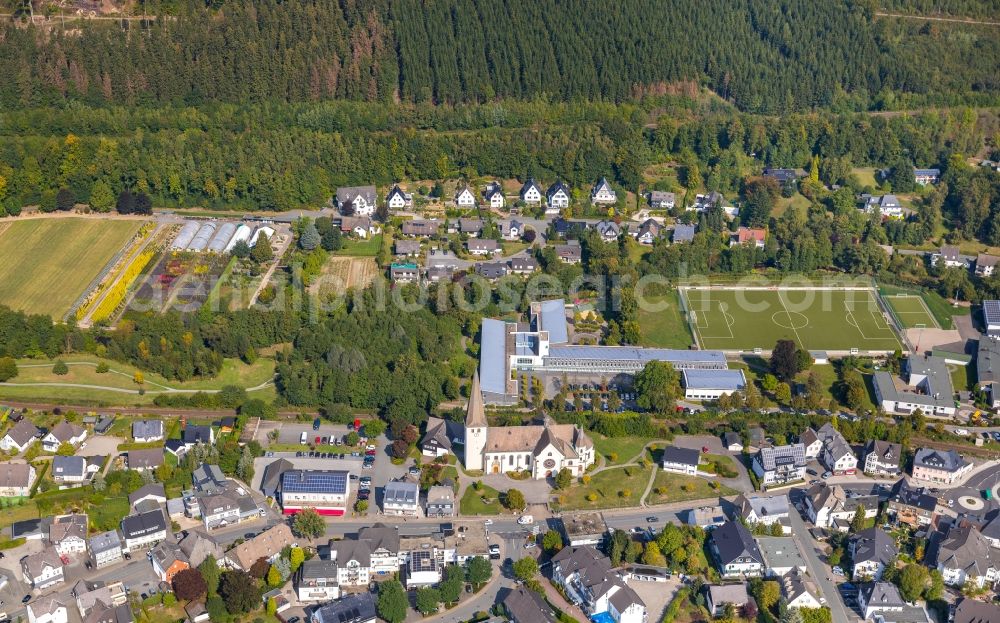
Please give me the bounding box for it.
[460,483,503,515]
[556,465,652,511]
[592,435,659,465]
[700,454,738,478]
[332,234,383,257]
[637,293,694,349]
[647,473,736,505]
[0,218,143,318]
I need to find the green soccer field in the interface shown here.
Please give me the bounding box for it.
[884,294,939,329]
[681,288,903,353]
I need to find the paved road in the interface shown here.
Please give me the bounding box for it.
[787,506,851,623]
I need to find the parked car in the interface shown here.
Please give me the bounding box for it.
[822,471,832,479]
[409,466,420,476]
[646,516,659,523]
[321,436,329,444]
[517,515,534,525]
[313,418,321,431]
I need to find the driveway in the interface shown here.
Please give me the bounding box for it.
[77,435,122,458]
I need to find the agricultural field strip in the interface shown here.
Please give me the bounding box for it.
[73,222,159,322]
[0,219,140,318]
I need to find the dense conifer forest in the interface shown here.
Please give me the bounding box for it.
[0,0,997,113]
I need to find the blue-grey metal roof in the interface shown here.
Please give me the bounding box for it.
[547,346,726,365]
[914,169,940,176]
[480,319,508,396]
[682,369,746,391]
[538,299,568,344]
[985,301,1000,327]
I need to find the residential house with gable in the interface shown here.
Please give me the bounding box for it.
[1,419,39,453]
[88,531,123,569]
[42,421,87,453]
[709,521,764,578]
[912,448,972,484]
[863,440,902,477]
[751,444,806,488]
[635,219,662,245]
[887,478,937,527]
[804,483,878,531]
[336,186,377,217]
[386,185,412,210]
[455,186,477,208]
[932,244,966,268]
[730,227,766,248]
[929,522,1000,588]
[590,178,617,205]
[860,194,904,219]
[849,527,898,581]
[816,423,857,475]
[546,182,571,213]
[296,559,341,602]
[0,462,36,496]
[132,420,164,443]
[50,514,88,556]
[483,182,505,209]
[520,179,543,205]
[734,494,790,534]
[647,191,675,209]
[550,545,647,623]
[21,546,64,589]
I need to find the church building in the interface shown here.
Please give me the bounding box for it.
[428,373,595,479]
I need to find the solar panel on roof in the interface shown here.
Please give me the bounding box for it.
[985,301,1000,325]
[282,470,348,494]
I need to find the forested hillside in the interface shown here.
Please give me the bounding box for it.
[0,0,997,113]
[0,99,990,213]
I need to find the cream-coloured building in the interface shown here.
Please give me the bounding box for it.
[461,373,594,478]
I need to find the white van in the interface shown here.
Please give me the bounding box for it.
[517,515,534,525]
[300,431,308,445]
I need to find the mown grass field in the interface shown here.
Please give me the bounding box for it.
[555,465,652,511]
[0,218,142,317]
[637,292,695,349]
[0,355,275,406]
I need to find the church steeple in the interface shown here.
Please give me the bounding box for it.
[466,371,488,428]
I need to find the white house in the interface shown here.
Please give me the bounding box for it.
[329,540,373,588]
[551,546,646,623]
[50,514,88,556]
[120,509,168,551]
[382,481,420,516]
[863,440,902,477]
[520,179,543,205]
[386,185,412,210]
[278,470,350,516]
[912,448,972,484]
[42,421,87,453]
[0,420,39,453]
[705,585,748,617]
[873,355,956,418]
[804,483,878,531]
[21,547,64,589]
[132,420,164,443]
[816,423,857,475]
[930,523,1000,588]
[546,181,571,213]
[914,169,940,185]
[0,462,35,497]
[683,369,746,400]
[752,444,806,488]
[88,531,124,569]
[591,178,617,204]
[709,521,764,578]
[296,559,341,602]
[660,446,699,476]
[335,186,377,217]
[782,571,822,610]
[799,428,822,459]
[735,494,789,533]
[483,182,505,209]
[849,527,897,581]
[26,597,67,623]
[455,186,476,208]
